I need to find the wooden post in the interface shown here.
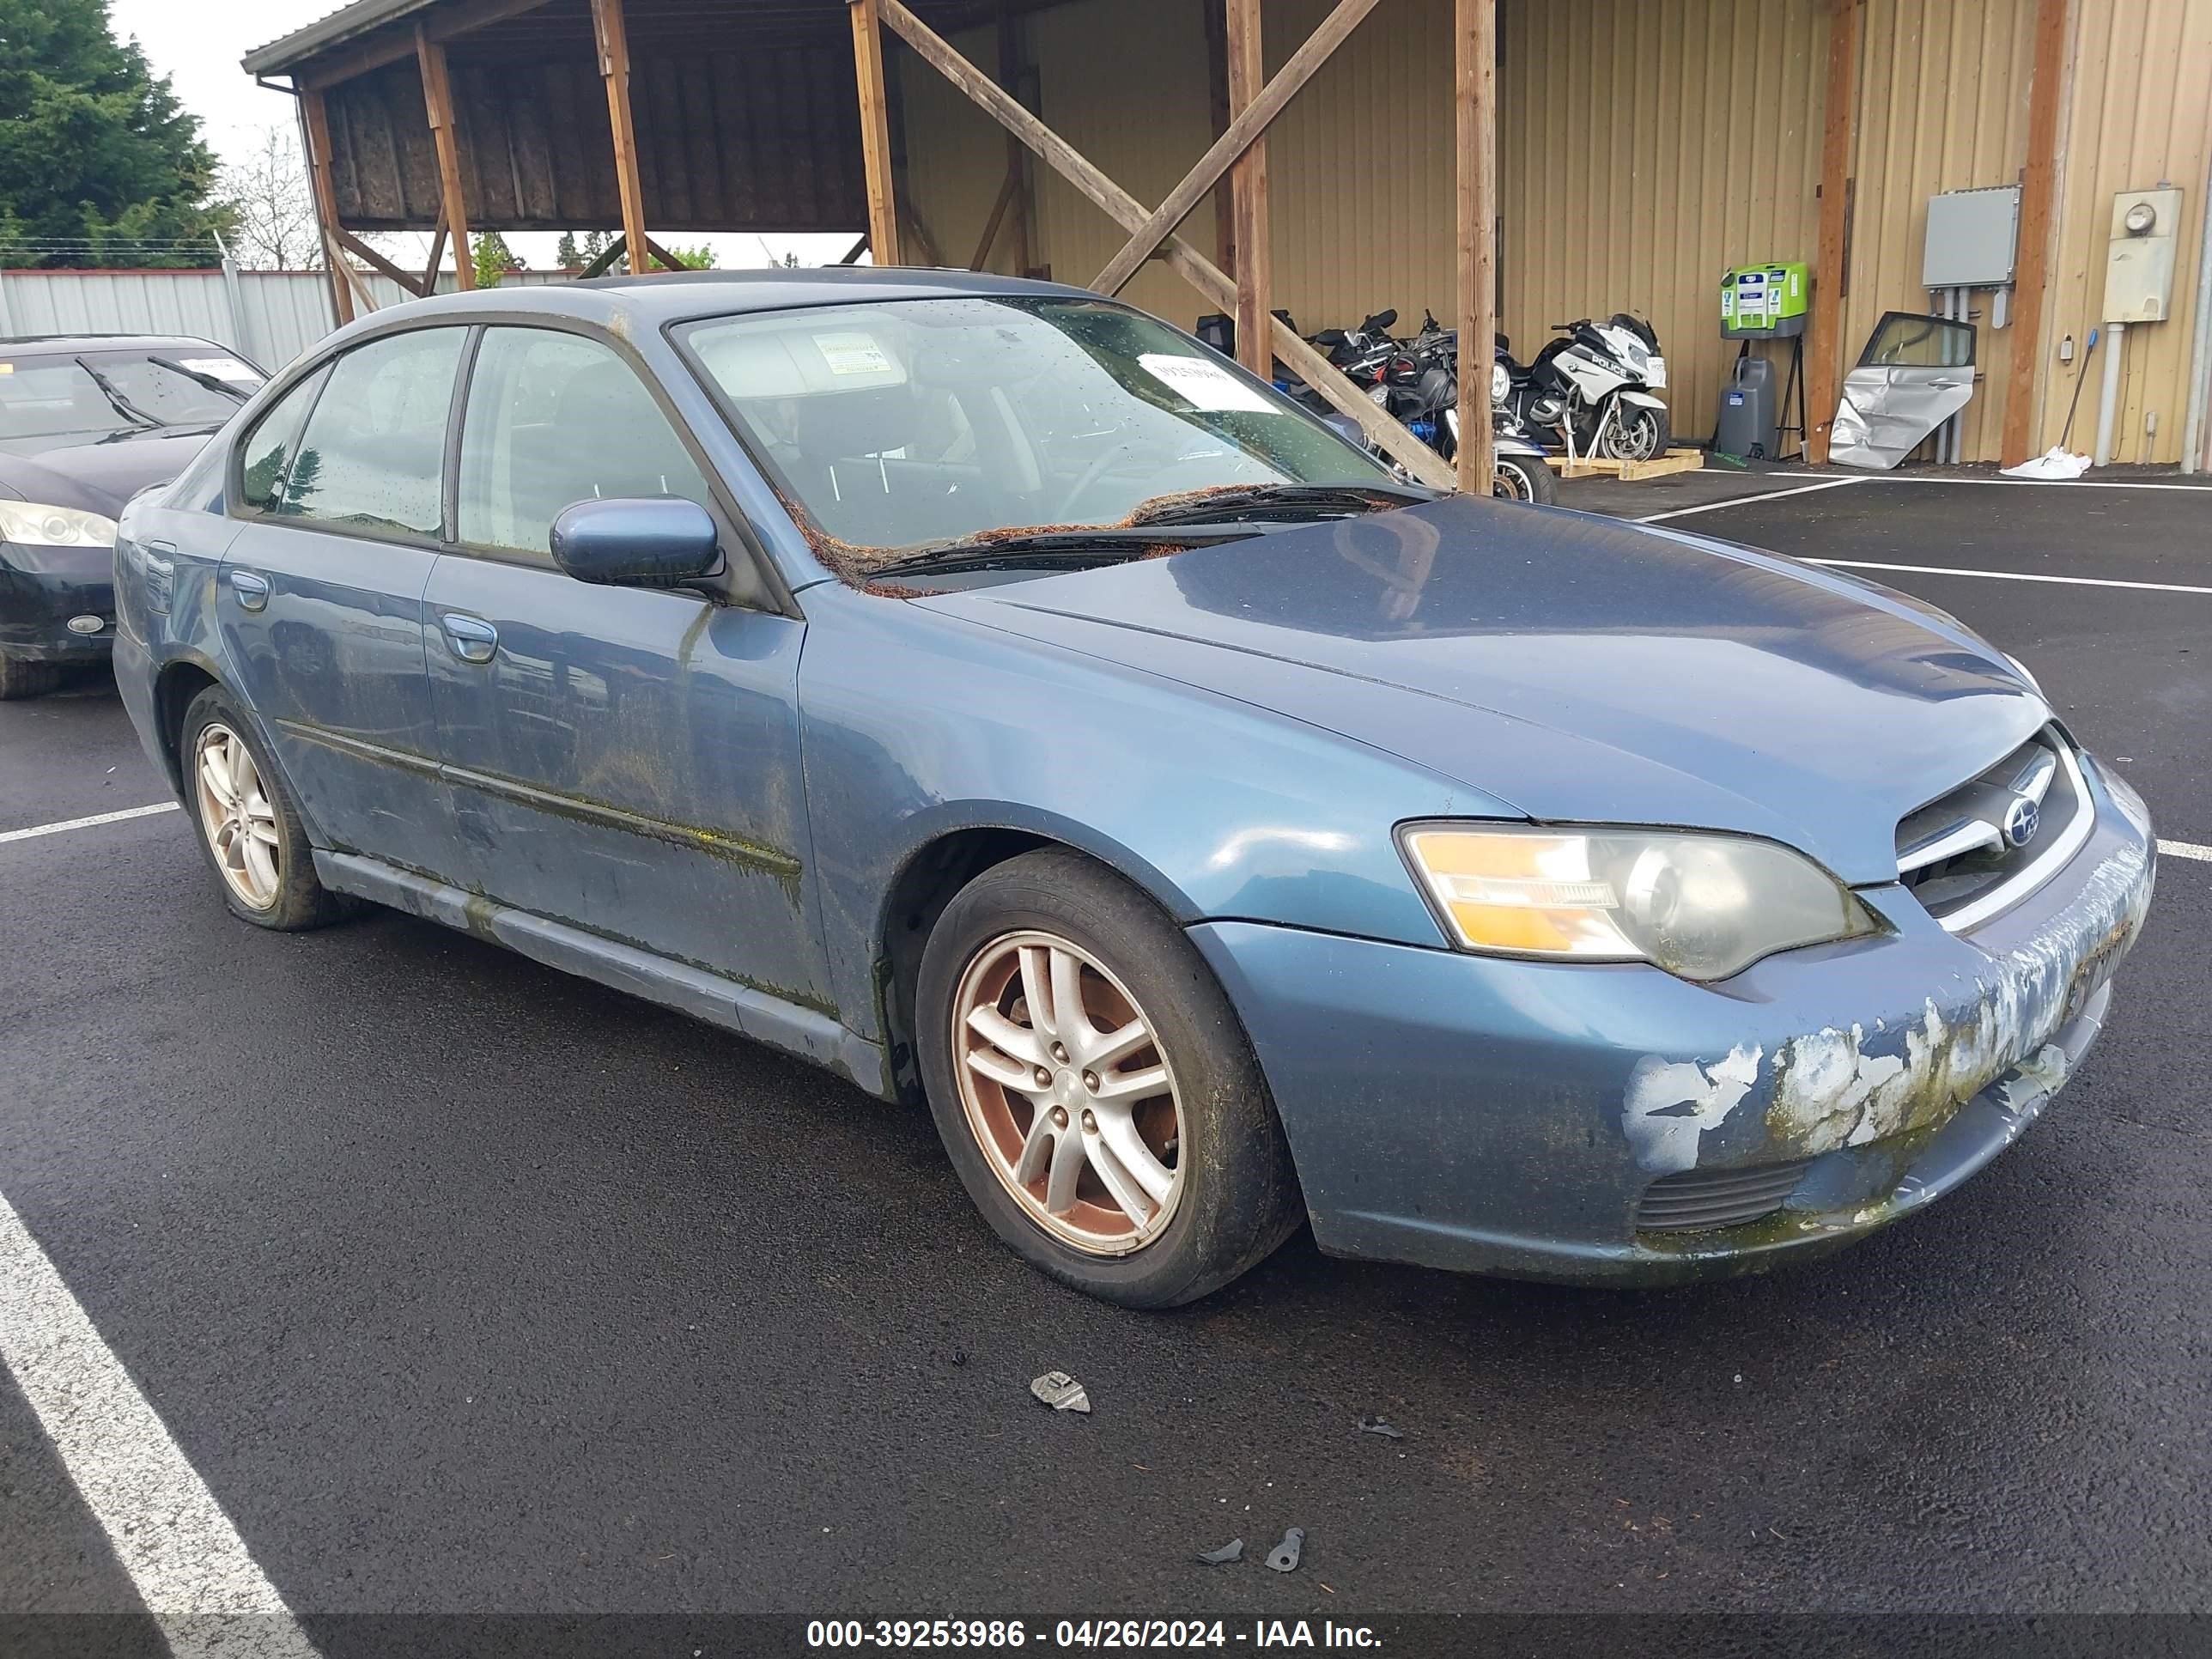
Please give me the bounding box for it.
[296,89,355,325]
[422,224,447,295]
[850,0,902,266]
[415,23,474,290]
[1224,0,1270,380]
[591,0,651,275]
[1808,0,1861,465]
[2000,0,2075,466]
[1455,0,1497,495]
[998,3,1031,275]
[1206,1,1235,275]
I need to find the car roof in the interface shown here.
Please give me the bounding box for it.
[349,265,1111,331]
[1,333,234,356]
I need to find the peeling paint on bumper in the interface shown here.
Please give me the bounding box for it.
[1188,755,2154,1285]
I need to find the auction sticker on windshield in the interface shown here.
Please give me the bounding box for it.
[816,332,897,376]
[1138,352,1274,414]
[179,356,259,383]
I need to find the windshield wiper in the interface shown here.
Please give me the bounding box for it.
[149,356,253,404]
[73,359,161,429]
[1127,481,1437,527]
[870,525,1258,580]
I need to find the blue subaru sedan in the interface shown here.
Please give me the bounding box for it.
[111,270,2154,1306]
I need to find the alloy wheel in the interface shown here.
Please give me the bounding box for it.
[951,930,1186,1255]
[193,722,282,909]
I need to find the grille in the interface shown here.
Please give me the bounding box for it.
[1894,727,2090,932]
[1635,1158,1813,1232]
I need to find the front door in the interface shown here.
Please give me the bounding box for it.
[423,325,825,1009]
[216,326,465,880]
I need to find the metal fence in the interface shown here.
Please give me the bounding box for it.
[0,266,569,374]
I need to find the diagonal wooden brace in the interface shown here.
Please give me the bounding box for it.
[1091,0,1381,297]
[874,0,1456,491]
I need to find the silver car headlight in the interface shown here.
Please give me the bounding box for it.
[1400,823,1877,981]
[0,501,118,549]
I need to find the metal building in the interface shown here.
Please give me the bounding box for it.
[244,0,2212,471]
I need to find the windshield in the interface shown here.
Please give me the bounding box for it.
[680,296,1395,558]
[0,349,261,443]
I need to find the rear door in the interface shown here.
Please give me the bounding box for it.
[217,325,466,878]
[422,324,825,1006]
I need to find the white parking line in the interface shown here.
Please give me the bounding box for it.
[0,1193,321,1657]
[2161,839,2212,863]
[1772,470,2212,492]
[1634,476,1865,523]
[1805,556,2212,596]
[0,800,180,846]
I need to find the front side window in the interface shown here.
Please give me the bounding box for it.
[277,328,466,538]
[235,368,330,515]
[456,327,713,558]
[680,297,1394,555]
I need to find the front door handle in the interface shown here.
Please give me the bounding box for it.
[441,612,499,665]
[228,568,270,612]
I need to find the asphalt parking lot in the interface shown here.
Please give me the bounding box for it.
[3,471,2209,1653]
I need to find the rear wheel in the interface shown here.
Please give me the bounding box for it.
[0,656,61,701]
[1493,454,1558,505]
[916,848,1302,1308]
[180,685,355,931]
[1597,400,1670,463]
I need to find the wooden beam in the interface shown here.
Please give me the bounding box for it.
[422,224,447,294]
[1224,0,1270,380]
[1205,0,1235,275]
[997,3,1032,275]
[850,0,902,265]
[874,0,1456,489]
[1808,0,1861,465]
[2000,0,2075,466]
[642,234,692,272]
[969,164,1021,270]
[579,234,627,279]
[591,0,652,276]
[1455,0,1497,494]
[297,88,355,325]
[336,227,430,297]
[415,24,474,291]
[1094,0,1379,297]
[839,233,871,265]
[298,0,553,92]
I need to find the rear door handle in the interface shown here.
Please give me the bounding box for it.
[440,612,499,665]
[228,568,269,612]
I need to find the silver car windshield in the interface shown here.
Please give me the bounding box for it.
[682,296,1394,555]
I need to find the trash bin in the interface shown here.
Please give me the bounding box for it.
[1716,354,1778,459]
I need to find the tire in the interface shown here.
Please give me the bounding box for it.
[1493,454,1558,506]
[916,848,1303,1308]
[1597,399,1670,462]
[0,656,61,701]
[179,684,356,931]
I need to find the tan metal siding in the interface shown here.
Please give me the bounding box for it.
[2033,0,2212,464]
[898,24,1018,270]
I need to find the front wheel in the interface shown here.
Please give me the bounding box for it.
[0,655,61,701]
[180,685,356,931]
[1493,454,1558,505]
[1596,399,1670,462]
[915,849,1302,1308]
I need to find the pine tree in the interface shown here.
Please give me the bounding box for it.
[0,0,228,267]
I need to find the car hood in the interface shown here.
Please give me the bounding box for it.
[0,428,215,516]
[915,496,2049,886]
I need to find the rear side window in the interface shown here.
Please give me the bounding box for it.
[455,327,712,558]
[277,328,466,538]
[235,368,329,514]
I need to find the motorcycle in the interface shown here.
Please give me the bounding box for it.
[1372,322,1558,505]
[1498,313,1671,463]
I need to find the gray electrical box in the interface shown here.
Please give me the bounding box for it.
[2104,187,2185,322]
[1923,185,2021,289]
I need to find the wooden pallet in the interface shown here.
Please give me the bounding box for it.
[1546,450,1706,482]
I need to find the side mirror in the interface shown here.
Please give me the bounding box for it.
[549,496,720,588]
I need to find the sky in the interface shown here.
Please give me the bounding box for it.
[108,0,858,269]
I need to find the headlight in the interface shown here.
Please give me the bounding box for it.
[0,501,118,548]
[2001,650,2045,696]
[1490,362,1509,405]
[1399,823,1876,981]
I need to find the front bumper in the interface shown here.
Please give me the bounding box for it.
[1190,757,2155,1285]
[0,543,116,661]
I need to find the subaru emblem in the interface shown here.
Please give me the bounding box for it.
[2002,795,2039,848]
